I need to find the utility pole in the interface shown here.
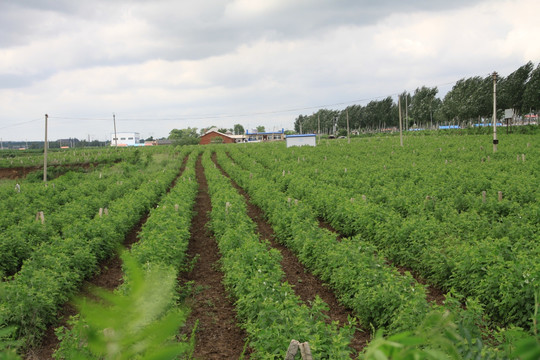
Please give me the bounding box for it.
[44,114,48,182]
[317,113,320,145]
[113,113,117,147]
[399,96,403,147]
[346,109,350,144]
[492,72,498,153]
[405,94,408,131]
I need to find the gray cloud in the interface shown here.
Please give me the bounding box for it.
[0,0,536,141]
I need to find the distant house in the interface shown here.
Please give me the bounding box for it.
[245,128,285,142]
[200,131,237,145]
[286,134,317,147]
[111,132,140,146]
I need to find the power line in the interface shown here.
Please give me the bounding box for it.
[0,118,41,130]
[8,77,468,126]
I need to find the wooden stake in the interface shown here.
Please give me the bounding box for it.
[482,191,486,203]
[285,340,300,360]
[299,342,313,360]
[498,191,503,202]
[36,211,45,224]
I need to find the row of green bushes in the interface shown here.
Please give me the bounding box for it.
[0,148,190,350]
[203,150,355,358]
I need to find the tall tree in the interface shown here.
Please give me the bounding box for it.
[168,127,199,145]
[499,61,534,115]
[410,86,440,127]
[521,63,540,114]
[233,124,245,135]
[256,125,266,133]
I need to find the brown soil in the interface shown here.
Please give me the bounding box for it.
[318,217,343,241]
[390,262,446,306]
[178,154,249,359]
[0,163,100,180]
[24,157,188,359]
[212,153,369,356]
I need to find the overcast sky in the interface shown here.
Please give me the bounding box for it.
[1,0,538,141]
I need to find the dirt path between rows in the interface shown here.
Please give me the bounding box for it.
[178,154,249,359]
[0,162,107,180]
[25,158,188,360]
[212,153,369,356]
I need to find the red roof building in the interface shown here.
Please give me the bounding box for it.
[199,131,237,145]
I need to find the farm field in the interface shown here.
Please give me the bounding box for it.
[0,132,539,359]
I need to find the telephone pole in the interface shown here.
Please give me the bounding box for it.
[405,94,408,131]
[113,113,118,147]
[44,114,48,182]
[492,72,498,153]
[346,109,350,144]
[399,96,403,147]
[317,113,320,144]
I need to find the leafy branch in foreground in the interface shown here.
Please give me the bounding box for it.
[53,254,191,360]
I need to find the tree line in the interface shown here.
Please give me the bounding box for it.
[294,61,540,134]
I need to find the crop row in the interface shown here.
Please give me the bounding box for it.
[130,147,200,269]
[0,145,149,169]
[0,165,149,278]
[217,148,428,333]
[202,150,355,359]
[53,148,201,359]
[233,136,539,329]
[218,145,532,358]
[0,147,191,348]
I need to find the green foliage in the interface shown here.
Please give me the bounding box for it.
[53,254,191,360]
[233,124,245,135]
[0,148,190,349]
[294,61,539,131]
[0,326,21,360]
[360,296,540,360]
[522,63,540,114]
[168,127,199,146]
[203,151,354,358]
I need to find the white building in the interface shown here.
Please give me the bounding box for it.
[285,134,317,147]
[111,132,140,146]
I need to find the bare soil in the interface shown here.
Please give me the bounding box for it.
[0,163,99,180]
[177,155,249,359]
[212,153,369,356]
